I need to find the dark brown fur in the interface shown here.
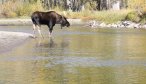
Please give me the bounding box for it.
[31,11,70,37]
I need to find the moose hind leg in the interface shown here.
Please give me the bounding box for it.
[36,25,44,38]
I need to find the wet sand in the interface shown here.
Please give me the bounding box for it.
[0,31,33,53]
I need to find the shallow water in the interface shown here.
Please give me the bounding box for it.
[0,25,146,84]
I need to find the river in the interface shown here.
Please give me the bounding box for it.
[0,25,146,84]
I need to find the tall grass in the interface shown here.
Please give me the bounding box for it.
[0,1,44,18]
[0,1,132,23]
[65,9,132,23]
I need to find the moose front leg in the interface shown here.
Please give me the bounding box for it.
[48,20,55,38]
[49,28,53,37]
[32,24,37,38]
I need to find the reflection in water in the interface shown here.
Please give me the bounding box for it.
[35,37,69,49]
[0,26,146,84]
[35,38,57,48]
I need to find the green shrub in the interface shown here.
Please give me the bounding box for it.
[64,9,131,23]
[125,11,141,22]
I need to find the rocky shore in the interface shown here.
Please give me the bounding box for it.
[86,20,146,29]
[0,19,145,29]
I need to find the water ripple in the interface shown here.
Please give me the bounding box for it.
[45,56,146,67]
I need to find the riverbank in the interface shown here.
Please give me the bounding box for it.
[0,18,146,29]
[0,19,32,26]
[86,20,146,29]
[0,31,33,53]
[0,19,85,26]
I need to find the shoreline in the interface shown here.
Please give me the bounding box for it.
[0,18,146,29]
[86,20,146,29]
[0,19,85,26]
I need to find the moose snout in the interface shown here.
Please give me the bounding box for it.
[66,22,70,27]
[67,24,70,27]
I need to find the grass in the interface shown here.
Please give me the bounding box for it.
[63,9,132,23]
[0,1,133,23]
[0,1,44,18]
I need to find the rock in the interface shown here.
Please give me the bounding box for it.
[106,24,111,28]
[99,22,106,27]
[133,24,140,28]
[111,23,118,28]
[90,20,97,28]
[122,21,132,26]
[142,25,146,28]
[86,20,102,28]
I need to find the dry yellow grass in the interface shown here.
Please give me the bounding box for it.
[0,1,44,18]
[63,9,132,23]
[0,1,133,23]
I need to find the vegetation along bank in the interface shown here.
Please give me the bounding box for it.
[0,0,146,28]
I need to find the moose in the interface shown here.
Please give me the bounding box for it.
[31,11,70,38]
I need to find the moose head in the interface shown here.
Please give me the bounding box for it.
[60,16,70,29]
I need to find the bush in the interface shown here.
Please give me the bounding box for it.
[125,11,141,22]
[125,10,146,23]
[0,1,44,18]
[0,1,19,18]
[64,9,131,23]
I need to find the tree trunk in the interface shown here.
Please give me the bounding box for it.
[66,0,71,10]
[106,0,110,9]
[96,0,101,10]
[54,0,56,6]
[49,0,53,9]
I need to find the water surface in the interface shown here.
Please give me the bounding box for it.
[0,26,146,84]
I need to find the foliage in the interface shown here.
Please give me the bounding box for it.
[15,3,44,16]
[125,11,141,22]
[0,1,44,18]
[125,10,146,23]
[0,0,146,23]
[128,0,146,9]
[65,9,131,23]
